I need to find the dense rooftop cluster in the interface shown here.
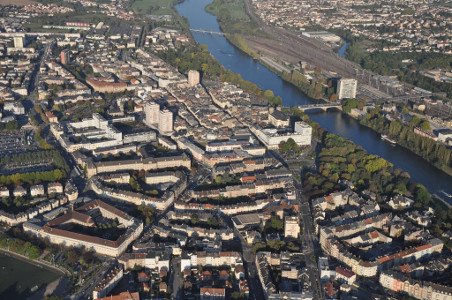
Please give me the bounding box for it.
[252,0,451,53]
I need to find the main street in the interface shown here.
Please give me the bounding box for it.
[234,228,265,300]
[28,40,54,101]
[271,149,323,299]
[295,179,323,300]
[170,257,182,300]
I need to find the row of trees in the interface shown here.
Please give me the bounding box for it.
[281,70,326,100]
[360,109,452,174]
[189,213,222,229]
[252,239,301,253]
[0,197,31,213]
[0,169,65,185]
[0,232,42,260]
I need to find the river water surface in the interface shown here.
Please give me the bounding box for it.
[176,0,452,196]
[0,252,60,299]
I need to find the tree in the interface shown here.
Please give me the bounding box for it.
[231,292,247,300]
[129,176,141,192]
[279,138,300,153]
[267,240,285,251]
[137,203,155,225]
[414,184,431,207]
[214,175,223,185]
[419,120,431,131]
[265,215,284,232]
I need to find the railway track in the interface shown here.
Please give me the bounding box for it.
[241,0,428,101]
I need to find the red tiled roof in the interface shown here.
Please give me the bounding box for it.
[87,78,127,88]
[369,231,379,239]
[95,291,140,300]
[47,211,94,227]
[335,267,355,278]
[399,264,411,273]
[416,244,432,251]
[324,282,336,297]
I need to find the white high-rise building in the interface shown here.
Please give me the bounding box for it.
[188,70,200,87]
[13,36,24,48]
[337,78,357,100]
[284,216,300,238]
[144,102,160,126]
[158,109,173,134]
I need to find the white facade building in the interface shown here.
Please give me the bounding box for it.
[188,70,200,87]
[145,101,160,126]
[13,36,24,48]
[284,216,300,238]
[252,121,312,149]
[337,78,357,99]
[159,109,173,134]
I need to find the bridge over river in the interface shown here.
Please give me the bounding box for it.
[190,29,225,36]
[284,103,342,112]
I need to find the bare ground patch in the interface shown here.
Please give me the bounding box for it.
[0,0,36,6]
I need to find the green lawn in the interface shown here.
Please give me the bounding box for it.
[206,0,249,22]
[131,0,176,15]
[206,0,263,36]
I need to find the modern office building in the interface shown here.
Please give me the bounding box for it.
[284,216,300,238]
[13,36,24,48]
[159,109,173,134]
[252,121,312,149]
[144,101,160,126]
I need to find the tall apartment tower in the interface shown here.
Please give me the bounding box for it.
[188,70,200,87]
[60,50,70,65]
[158,109,173,134]
[337,78,357,100]
[284,216,300,238]
[13,36,24,48]
[144,102,160,126]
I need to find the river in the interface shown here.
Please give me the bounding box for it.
[0,252,61,299]
[338,42,349,58]
[176,0,452,196]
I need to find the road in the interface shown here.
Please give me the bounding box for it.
[170,257,182,300]
[70,260,115,300]
[272,148,323,299]
[234,228,265,300]
[28,40,53,101]
[295,179,323,300]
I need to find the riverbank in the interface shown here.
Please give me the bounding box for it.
[176,0,452,195]
[214,27,332,101]
[203,0,346,100]
[0,250,63,300]
[0,248,68,276]
[357,114,452,177]
[202,0,452,179]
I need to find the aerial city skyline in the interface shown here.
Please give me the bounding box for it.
[0,0,450,299]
